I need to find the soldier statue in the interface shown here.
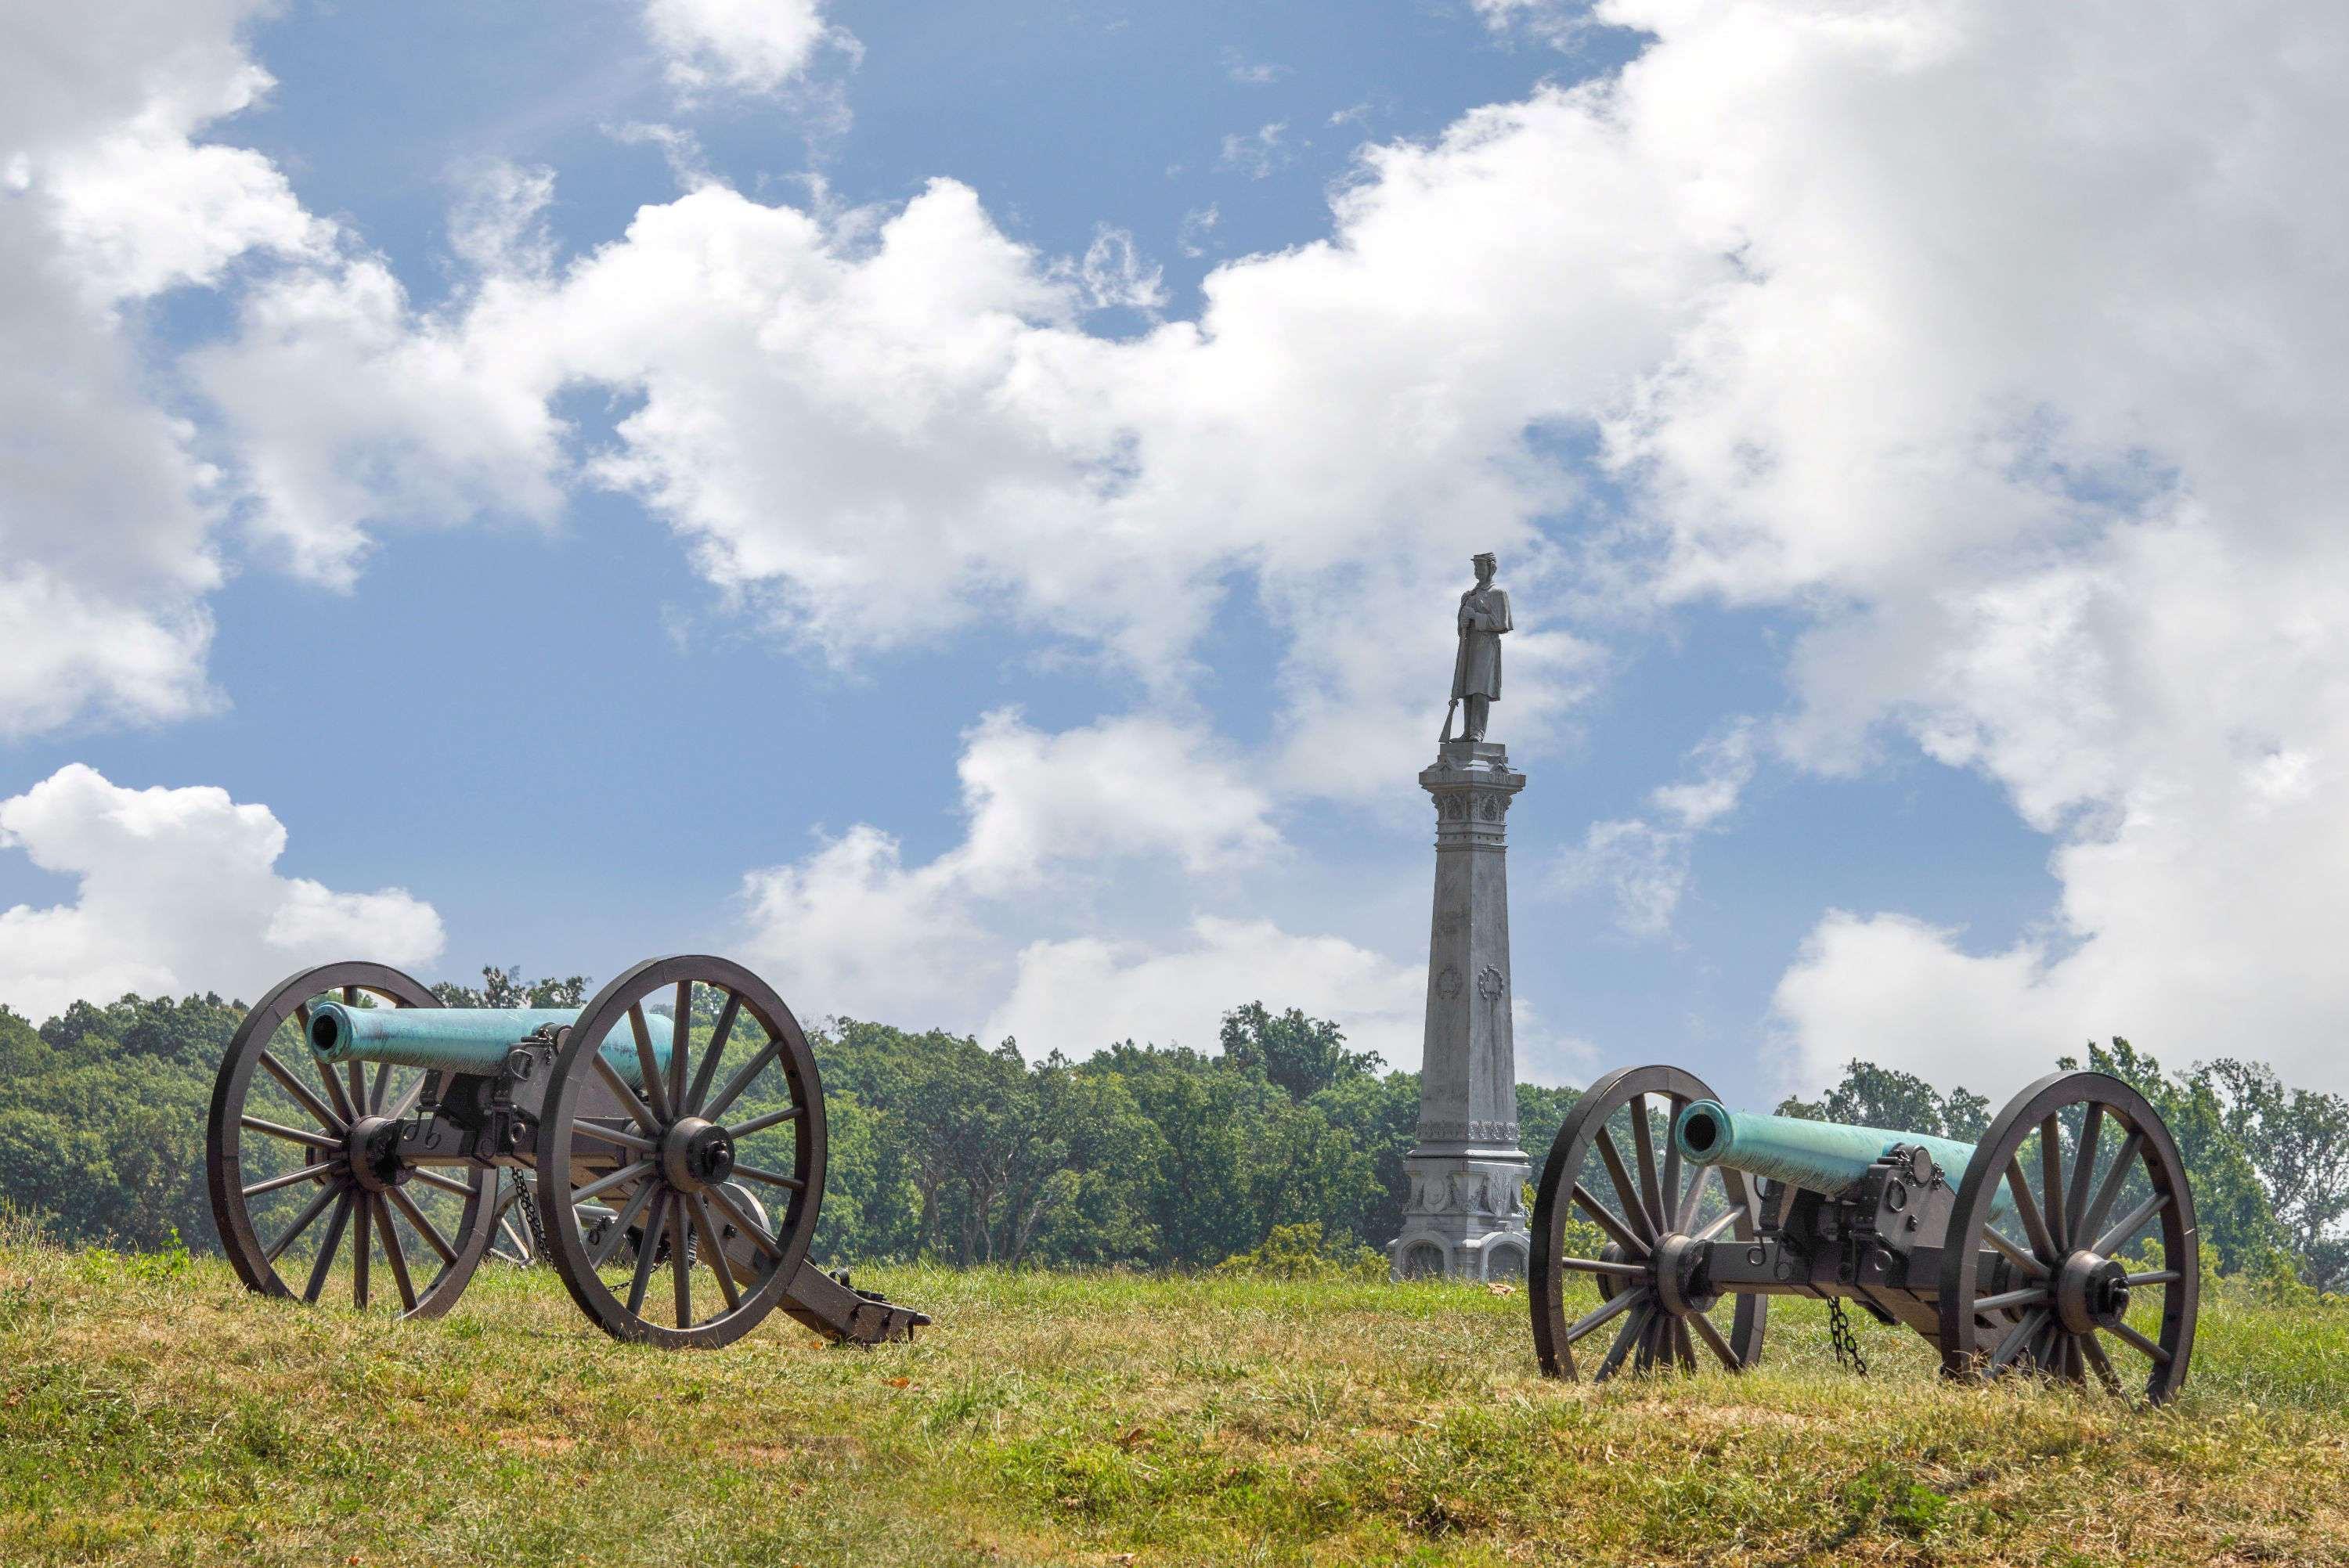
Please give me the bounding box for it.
[1442,551,1512,743]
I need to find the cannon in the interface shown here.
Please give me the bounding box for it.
[205,954,927,1347]
[1528,1066,2197,1400]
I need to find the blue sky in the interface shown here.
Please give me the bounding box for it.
[3,0,2341,1105]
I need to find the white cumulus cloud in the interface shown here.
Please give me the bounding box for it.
[0,0,330,736]
[642,0,845,96]
[987,917,1423,1062]
[732,708,1425,1055]
[0,765,443,1023]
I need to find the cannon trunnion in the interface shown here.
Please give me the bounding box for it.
[1528,1065,2197,1401]
[205,954,927,1348]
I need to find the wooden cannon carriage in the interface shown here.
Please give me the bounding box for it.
[1528,1067,2196,1400]
[206,954,926,1347]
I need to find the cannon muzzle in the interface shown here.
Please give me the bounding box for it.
[1672,1099,2006,1215]
[307,1004,672,1087]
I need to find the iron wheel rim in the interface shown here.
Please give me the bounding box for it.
[1936,1069,2199,1402]
[535,954,825,1347]
[205,961,496,1320]
[1530,1063,1767,1381]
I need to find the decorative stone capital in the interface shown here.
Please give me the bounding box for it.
[1420,741,1526,850]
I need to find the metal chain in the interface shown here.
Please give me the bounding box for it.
[513,1177,549,1262]
[1827,1296,1869,1375]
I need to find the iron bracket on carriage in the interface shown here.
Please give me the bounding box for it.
[205,954,929,1348]
[1528,1064,2198,1401]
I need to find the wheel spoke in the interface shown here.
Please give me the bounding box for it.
[303,1193,354,1304]
[1689,1307,1741,1371]
[726,1103,807,1140]
[1972,1285,2051,1314]
[411,1169,475,1199]
[242,1115,342,1153]
[1990,1308,2047,1368]
[1674,1169,1705,1234]
[1692,1206,1741,1244]
[1571,1184,1651,1259]
[703,1040,782,1123]
[2080,1332,2123,1393]
[2124,1269,2182,1287]
[2077,1130,2145,1243]
[668,982,693,1118]
[369,1062,392,1116]
[351,1196,371,1310]
[592,1181,660,1268]
[1659,1100,1683,1239]
[630,1004,673,1125]
[2037,1115,2068,1253]
[705,1182,784,1258]
[2109,1318,2173,1365]
[669,1198,692,1328]
[626,1190,672,1316]
[1628,1094,1666,1238]
[258,1051,345,1134]
[2092,1191,2171,1260]
[1983,1226,2051,1278]
[1593,1129,1656,1245]
[385,1187,457,1266]
[2004,1158,2059,1263]
[1560,1256,1650,1280]
[384,1074,425,1123]
[568,1159,656,1208]
[729,1163,804,1193]
[374,1195,417,1312]
[591,1053,662,1136]
[1596,1304,1651,1380]
[345,1058,366,1123]
[1672,1319,1696,1373]
[685,990,742,1115]
[242,1166,330,1199]
[265,1182,343,1263]
[2066,1105,2105,1259]
[688,1194,742,1311]
[581,1121,659,1153]
[1564,1284,1644,1346]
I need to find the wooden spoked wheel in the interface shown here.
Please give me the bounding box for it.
[206,962,497,1319]
[1939,1070,2199,1401]
[1531,1064,1767,1380]
[536,955,826,1346]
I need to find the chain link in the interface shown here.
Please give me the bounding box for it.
[1827,1295,1869,1375]
[512,1177,549,1260]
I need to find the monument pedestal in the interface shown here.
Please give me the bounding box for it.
[1390,741,1530,1281]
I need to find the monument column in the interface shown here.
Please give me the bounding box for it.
[1391,551,1531,1281]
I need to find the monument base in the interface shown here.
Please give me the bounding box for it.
[1387,1144,1532,1281]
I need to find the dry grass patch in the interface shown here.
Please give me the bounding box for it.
[2,1242,2346,1564]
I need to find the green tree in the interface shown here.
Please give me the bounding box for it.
[1775,1059,1986,1137]
[2199,1058,2349,1289]
[1218,1002,1380,1101]
[2069,1038,2287,1275]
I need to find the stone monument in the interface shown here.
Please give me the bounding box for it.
[1390,551,1531,1281]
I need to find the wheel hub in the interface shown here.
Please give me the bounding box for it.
[2055,1252,2130,1335]
[1651,1231,1717,1317]
[661,1116,735,1191]
[345,1116,406,1192]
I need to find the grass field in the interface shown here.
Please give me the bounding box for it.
[4,1231,2347,1566]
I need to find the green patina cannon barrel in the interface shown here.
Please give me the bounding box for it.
[307,1004,671,1088]
[1672,1099,2009,1215]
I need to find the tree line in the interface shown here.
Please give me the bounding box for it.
[2,971,2343,1286]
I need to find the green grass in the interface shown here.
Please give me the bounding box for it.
[3,1233,2347,1566]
